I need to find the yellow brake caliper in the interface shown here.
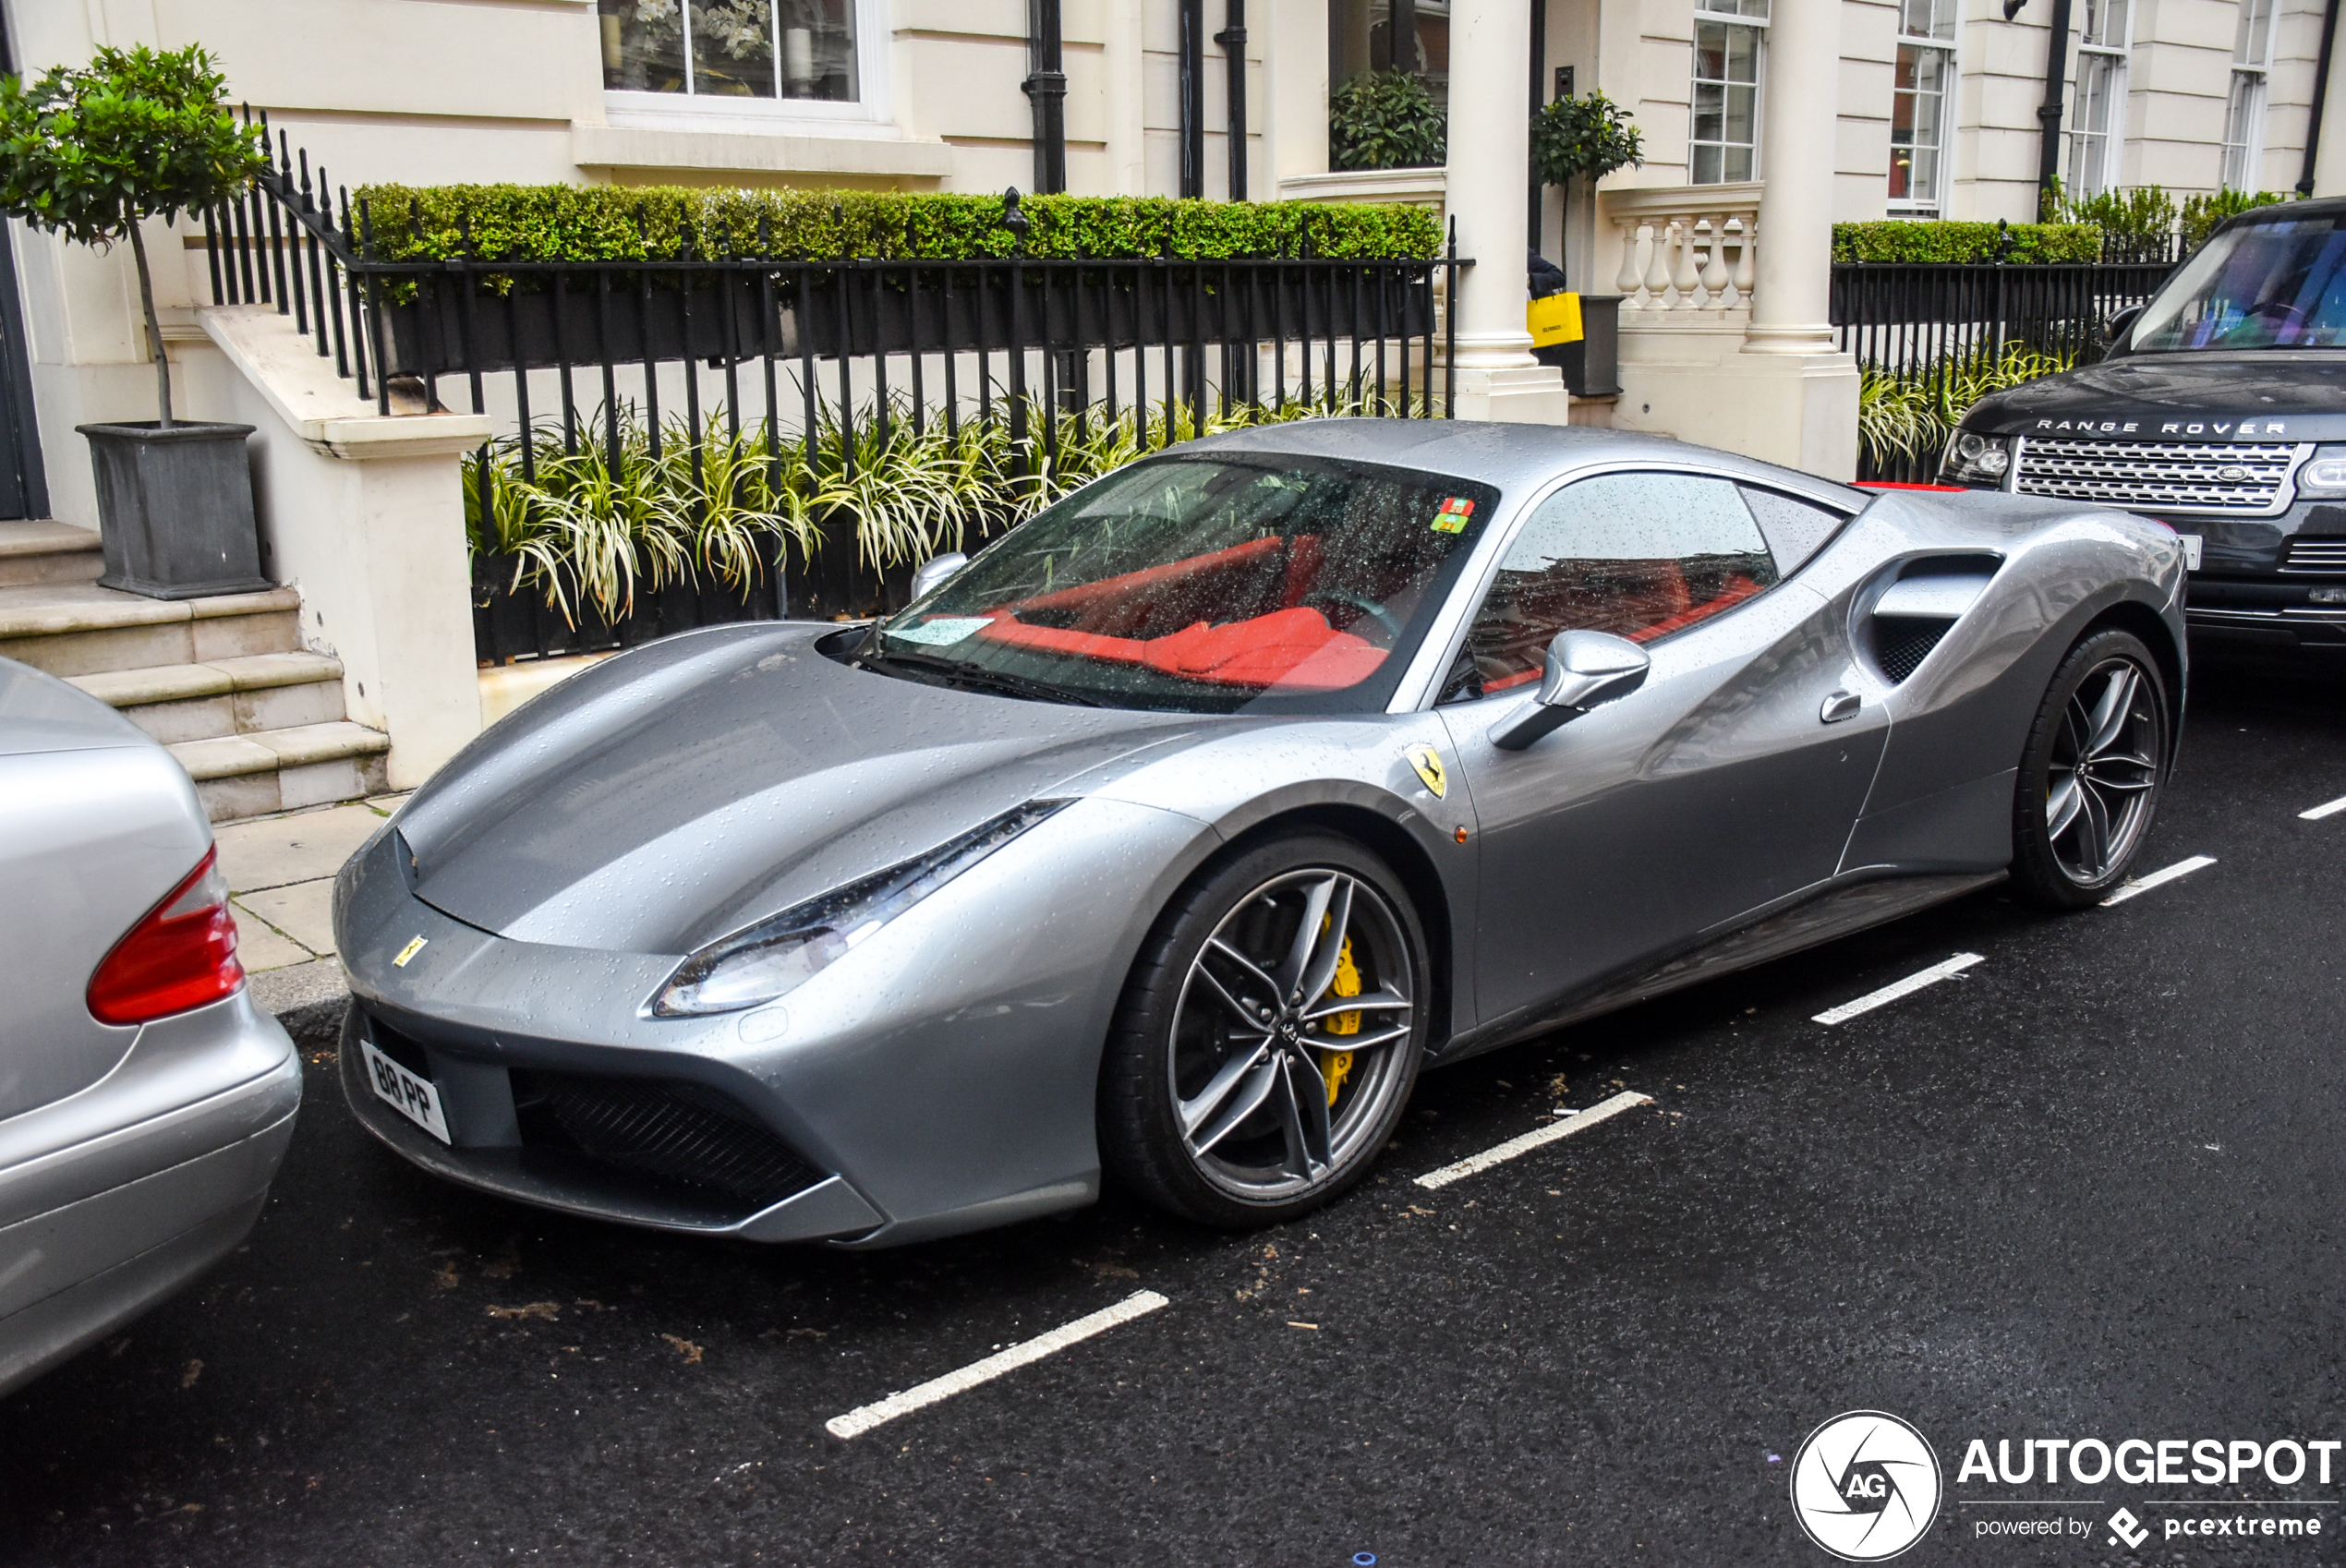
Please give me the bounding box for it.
[1319,931,1361,1107]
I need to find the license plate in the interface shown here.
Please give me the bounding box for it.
[2179,533,2204,570]
[361,1039,451,1143]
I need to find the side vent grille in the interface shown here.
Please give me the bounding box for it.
[1863,558,1999,685]
[1872,619,1953,683]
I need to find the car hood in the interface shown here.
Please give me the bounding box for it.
[1965,352,2346,440]
[396,623,1210,954]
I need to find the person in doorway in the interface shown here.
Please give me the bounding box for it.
[1528,249,1571,374]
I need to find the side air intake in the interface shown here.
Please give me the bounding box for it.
[1862,556,2000,685]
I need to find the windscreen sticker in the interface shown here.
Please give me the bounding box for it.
[1432,496,1476,534]
[888,617,994,646]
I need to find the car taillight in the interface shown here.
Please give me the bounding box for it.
[87,848,245,1025]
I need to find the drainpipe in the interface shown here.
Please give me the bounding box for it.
[1179,0,1204,198]
[1390,0,1418,71]
[1024,0,1068,195]
[2301,0,2342,195]
[1216,0,1248,199]
[1530,0,1548,249]
[2036,0,2077,216]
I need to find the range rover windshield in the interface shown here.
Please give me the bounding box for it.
[2129,211,2346,352]
[856,453,1499,714]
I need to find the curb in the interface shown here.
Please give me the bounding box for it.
[251,959,348,1041]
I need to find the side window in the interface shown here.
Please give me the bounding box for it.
[1740,485,1850,576]
[1448,472,1780,700]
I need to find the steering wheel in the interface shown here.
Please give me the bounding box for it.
[1304,588,1405,645]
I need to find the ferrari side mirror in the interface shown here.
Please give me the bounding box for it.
[1489,630,1651,751]
[910,551,970,602]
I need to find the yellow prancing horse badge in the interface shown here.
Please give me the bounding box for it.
[1406,742,1447,799]
[393,936,429,969]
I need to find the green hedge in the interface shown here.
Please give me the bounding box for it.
[1832,221,2103,263]
[352,184,1445,265]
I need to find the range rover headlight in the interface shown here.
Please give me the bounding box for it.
[650,801,1070,1018]
[2297,446,2346,498]
[1941,428,2014,487]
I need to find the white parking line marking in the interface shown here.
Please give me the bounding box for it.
[1812,952,1983,1026]
[823,1290,1167,1440]
[2302,795,2346,821]
[1414,1091,1653,1190]
[2099,854,2217,907]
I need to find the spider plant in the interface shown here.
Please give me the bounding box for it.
[464,384,1414,624]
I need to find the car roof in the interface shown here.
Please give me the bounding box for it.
[2224,195,2346,226]
[1179,417,1868,506]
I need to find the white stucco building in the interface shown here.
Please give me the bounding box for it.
[0,0,2339,800]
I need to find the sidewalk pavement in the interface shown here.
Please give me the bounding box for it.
[215,794,407,1031]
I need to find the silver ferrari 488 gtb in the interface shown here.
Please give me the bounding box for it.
[336,420,2183,1246]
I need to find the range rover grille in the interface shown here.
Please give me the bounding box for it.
[2014,438,2299,513]
[2282,538,2346,573]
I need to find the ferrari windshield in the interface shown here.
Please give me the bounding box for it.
[2129,212,2346,351]
[858,452,1500,714]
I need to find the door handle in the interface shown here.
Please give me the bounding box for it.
[1820,690,1861,724]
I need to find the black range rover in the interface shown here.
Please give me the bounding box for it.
[1941,198,2346,656]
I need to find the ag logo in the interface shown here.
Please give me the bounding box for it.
[1790,1410,1941,1562]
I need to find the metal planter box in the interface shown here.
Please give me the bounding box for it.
[376,276,783,378]
[76,422,271,601]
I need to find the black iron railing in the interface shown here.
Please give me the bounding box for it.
[1833,258,2178,484]
[204,115,1469,661]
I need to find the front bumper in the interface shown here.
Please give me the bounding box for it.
[0,989,301,1396]
[338,1000,889,1243]
[334,796,1213,1248]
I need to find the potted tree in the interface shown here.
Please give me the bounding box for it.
[0,44,271,598]
[1530,90,1643,397]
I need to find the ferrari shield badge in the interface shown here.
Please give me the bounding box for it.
[393,936,429,969]
[1406,742,1448,799]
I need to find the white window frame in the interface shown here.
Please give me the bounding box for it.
[601,0,892,132]
[2065,0,2131,198]
[1889,0,1958,214]
[2220,0,2279,188]
[1689,0,1769,186]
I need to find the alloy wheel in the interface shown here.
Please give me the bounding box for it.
[2044,655,2163,885]
[1167,868,1416,1201]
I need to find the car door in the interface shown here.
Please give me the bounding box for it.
[1433,468,1887,1031]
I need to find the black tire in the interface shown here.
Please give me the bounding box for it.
[1099,832,1429,1229]
[2009,628,2171,909]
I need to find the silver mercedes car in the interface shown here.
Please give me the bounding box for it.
[0,658,301,1396]
[336,421,2183,1248]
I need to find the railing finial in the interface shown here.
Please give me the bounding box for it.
[1002,187,1030,255]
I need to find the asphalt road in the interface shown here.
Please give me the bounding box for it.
[6,659,2345,1568]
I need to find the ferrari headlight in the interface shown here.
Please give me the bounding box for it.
[651,801,1070,1018]
[1940,428,2013,487]
[2297,446,2346,497]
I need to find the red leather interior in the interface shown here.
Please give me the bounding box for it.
[1471,565,1765,693]
[1011,536,1290,641]
[1628,573,1762,642]
[959,532,1385,690]
[973,606,1383,689]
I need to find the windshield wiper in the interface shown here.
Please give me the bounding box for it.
[857,647,1106,707]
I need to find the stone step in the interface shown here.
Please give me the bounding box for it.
[170,720,391,824]
[0,521,103,588]
[67,652,350,745]
[0,582,302,679]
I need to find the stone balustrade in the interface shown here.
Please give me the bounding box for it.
[1597,182,1763,318]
